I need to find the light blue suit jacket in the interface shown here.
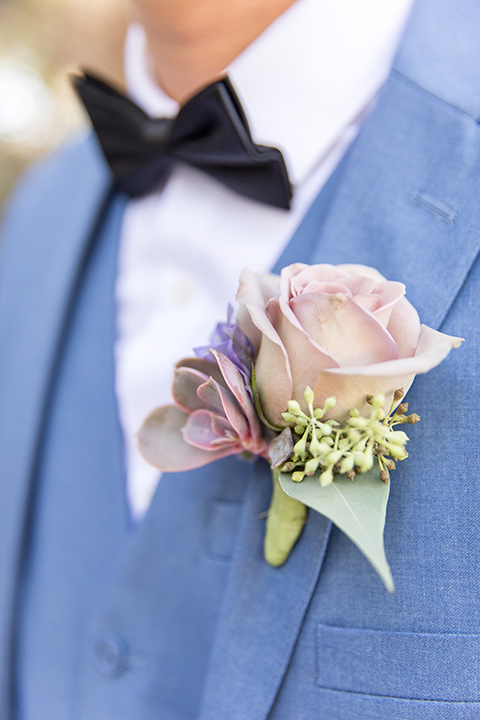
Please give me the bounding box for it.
[1,1,480,717]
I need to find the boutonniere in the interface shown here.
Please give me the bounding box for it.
[138,263,463,591]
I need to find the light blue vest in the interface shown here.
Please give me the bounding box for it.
[1,1,480,718]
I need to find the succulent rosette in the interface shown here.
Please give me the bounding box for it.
[139,351,270,473]
[138,262,463,591]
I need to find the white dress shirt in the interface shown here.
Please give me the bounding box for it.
[115,0,414,520]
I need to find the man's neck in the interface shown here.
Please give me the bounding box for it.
[130,0,297,102]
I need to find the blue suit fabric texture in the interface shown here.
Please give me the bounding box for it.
[1,1,480,718]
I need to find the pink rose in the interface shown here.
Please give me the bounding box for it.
[236,263,463,425]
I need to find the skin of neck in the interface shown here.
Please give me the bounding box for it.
[130,0,297,102]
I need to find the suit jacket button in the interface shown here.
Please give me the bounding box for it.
[94,633,130,678]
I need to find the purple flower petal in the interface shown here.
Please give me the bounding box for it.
[194,304,255,388]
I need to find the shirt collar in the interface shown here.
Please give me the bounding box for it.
[125,0,414,187]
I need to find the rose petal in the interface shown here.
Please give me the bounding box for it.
[282,263,347,300]
[292,281,352,297]
[236,270,290,388]
[254,331,293,427]
[369,281,406,327]
[321,325,462,378]
[339,274,377,296]
[313,324,463,420]
[268,296,338,406]
[236,269,283,347]
[291,292,399,367]
[279,262,310,300]
[236,268,279,314]
[343,280,406,332]
[413,324,463,366]
[386,296,422,359]
[313,371,414,422]
[236,268,280,353]
[354,294,384,314]
[237,272,293,425]
[138,405,233,471]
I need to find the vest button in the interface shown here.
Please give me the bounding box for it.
[94,633,130,678]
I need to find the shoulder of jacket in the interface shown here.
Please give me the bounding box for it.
[1,131,107,232]
[394,0,480,118]
[0,131,111,295]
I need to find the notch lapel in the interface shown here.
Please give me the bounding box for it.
[0,135,116,714]
[200,19,480,718]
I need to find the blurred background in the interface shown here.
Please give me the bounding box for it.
[0,0,130,209]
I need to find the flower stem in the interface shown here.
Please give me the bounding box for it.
[264,469,308,567]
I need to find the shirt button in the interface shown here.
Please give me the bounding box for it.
[94,633,130,678]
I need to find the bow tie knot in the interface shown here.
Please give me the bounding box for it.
[140,119,172,146]
[73,72,292,209]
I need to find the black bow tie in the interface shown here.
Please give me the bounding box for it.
[72,72,292,209]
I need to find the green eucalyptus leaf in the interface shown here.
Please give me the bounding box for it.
[279,463,394,592]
